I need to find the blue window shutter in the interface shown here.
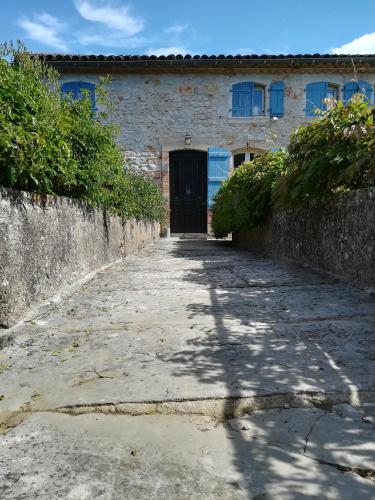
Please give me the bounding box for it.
[343,82,359,104]
[360,81,372,103]
[305,82,328,116]
[269,81,285,117]
[61,81,96,111]
[232,82,253,117]
[343,80,372,104]
[61,81,79,100]
[207,147,230,208]
[77,82,96,111]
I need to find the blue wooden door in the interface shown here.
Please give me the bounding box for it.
[207,147,230,208]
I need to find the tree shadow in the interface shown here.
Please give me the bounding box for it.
[164,239,375,497]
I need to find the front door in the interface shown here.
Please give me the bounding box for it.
[170,150,207,233]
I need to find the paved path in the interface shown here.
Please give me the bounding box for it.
[1,239,375,498]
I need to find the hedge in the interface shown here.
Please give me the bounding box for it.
[0,42,165,223]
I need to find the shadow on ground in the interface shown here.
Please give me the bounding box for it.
[165,238,375,497]
[1,238,375,498]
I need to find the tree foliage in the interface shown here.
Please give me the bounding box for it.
[273,96,375,206]
[0,42,165,222]
[211,151,287,238]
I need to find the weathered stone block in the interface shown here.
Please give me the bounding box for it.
[233,187,375,289]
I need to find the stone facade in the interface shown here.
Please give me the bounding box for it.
[53,56,375,233]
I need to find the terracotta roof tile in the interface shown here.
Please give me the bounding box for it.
[33,53,375,69]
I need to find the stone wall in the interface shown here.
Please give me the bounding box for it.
[0,187,160,327]
[233,188,375,289]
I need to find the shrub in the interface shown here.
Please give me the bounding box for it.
[212,96,375,238]
[211,151,287,238]
[0,42,165,222]
[273,96,375,207]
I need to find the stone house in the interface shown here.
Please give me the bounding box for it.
[43,53,375,235]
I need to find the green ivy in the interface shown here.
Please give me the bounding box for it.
[0,42,166,223]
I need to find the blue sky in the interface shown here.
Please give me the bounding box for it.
[2,0,375,55]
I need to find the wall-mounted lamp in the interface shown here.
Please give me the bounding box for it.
[184,132,192,148]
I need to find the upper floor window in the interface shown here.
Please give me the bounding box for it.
[231,82,265,117]
[305,82,339,116]
[252,84,265,115]
[61,81,96,112]
[327,84,339,100]
[343,80,372,104]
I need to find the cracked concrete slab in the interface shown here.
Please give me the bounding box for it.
[0,238,375,497]
[0,409,374,499]
[1,240,375,412]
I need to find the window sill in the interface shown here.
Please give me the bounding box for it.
[227,116,271,123]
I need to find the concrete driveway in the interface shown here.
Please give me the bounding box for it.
[1,238,375,499]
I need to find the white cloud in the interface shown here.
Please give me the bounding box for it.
[19,13,67,51]
[332,32,375,54]
[147,46,188,56]
[75,1,143,35]
[164,24,188,34]
[38,13,63,29]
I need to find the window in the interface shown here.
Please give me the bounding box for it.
[327,84,339,100]
[252,85,265,115]
[343,80,372,104]
[61,81,96,112]
[234,153,245,168]
[326,84,339,109]
[231,82,265,117]
[306,82,339,116]
[233,152,255,168]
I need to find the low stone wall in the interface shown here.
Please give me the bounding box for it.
[233,187,375,289]
[0,187,160,327]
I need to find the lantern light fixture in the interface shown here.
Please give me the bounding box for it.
[184,132,192,148]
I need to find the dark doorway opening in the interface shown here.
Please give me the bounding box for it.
[170,150,208,233]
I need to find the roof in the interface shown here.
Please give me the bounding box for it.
[36,53,375,72]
